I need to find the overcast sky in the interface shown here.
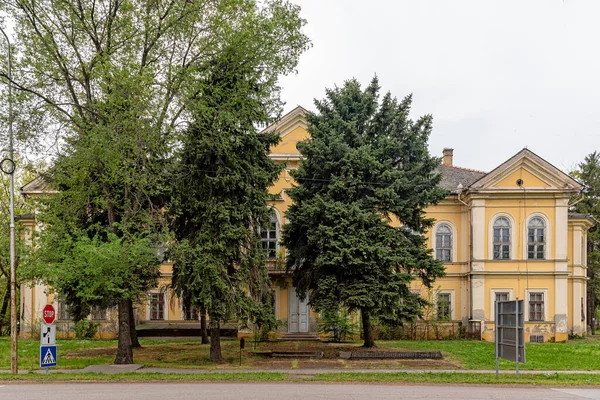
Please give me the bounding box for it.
[278,0,600,173]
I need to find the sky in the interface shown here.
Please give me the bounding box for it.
[278,0,600,173]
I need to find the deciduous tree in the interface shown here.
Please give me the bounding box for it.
[3,0,298,363]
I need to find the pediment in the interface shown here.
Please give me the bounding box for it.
[21,174,57,197]
[263,106,309,159]
[469,149,581,192]
[261,106,308,139]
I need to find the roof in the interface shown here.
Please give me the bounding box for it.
[20,174,56,197]
[260,106,308,136]
[437,165,487,193]
[469,148,582,192]
[569,212,592,219]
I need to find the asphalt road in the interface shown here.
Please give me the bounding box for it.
[2,383,600,400]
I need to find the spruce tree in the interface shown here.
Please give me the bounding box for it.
[283,77,447,347]
[170,3,309,362]
[572,152,600,334]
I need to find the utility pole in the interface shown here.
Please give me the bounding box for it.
[0,26,18,375]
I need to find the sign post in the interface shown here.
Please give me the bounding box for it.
[40,304,57,373]
[239,338,245,366]
[43,304,56,325]
[495,299,525,378]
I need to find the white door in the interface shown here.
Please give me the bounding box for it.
[298,295,309,333]
[288,287,299,333]
[288,287,310,333]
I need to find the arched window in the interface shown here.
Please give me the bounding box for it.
[261,213,279,259]
[527,217,545,260]
[493,217,511,260]
[435,224,452,262]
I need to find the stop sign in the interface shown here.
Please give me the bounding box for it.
[43,304,56,325]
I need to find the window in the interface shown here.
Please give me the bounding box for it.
[183,305,199,321]
[435,224,452,262]
[495,292,509,303]
[493,217,511,260]
[437,293,451,320]
[527,217,545,260]
[530,335,544,343]
[582,297,585,322]
[529,292,544,321]
[261,213,278,259]
[149,293,165,321]
[91,306,106,321]
[57,301,71,321]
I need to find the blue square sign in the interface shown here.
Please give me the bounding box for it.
[40,345,57,368]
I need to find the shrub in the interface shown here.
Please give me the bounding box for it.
[74,320,98,339]
[318,308,357,342]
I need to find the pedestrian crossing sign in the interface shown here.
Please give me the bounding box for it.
[40,345,57,368]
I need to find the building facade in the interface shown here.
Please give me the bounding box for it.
[19,106,594,342]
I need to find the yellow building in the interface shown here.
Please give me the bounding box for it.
[19,106,595,342]
[259,106,595,342]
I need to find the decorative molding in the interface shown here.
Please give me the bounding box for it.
[469,149,581,193]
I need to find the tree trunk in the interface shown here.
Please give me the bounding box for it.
[209,320,223,363]
[0,280,11,336]
[128,299,141,348]
[200,307,209,345]
[361,308,375,348]
[589,286,596,335]
[114,298,134,364]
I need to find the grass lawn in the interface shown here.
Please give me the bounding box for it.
[2,337,600,371]
[2,372,600,386]
[384,339,600,371]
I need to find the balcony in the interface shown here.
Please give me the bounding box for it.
[265,259,288,274]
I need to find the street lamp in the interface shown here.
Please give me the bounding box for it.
[0,25,18,375]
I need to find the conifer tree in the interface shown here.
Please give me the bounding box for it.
[170,3,309,362]
[572,152,600,334]
[6,0,307,364]
[283,77,447,347]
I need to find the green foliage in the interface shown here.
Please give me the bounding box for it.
[0,159,41,336]
[73,320,98,339]
[571,152,600,331]
[317,308,357,343]
[34,232,161,320]
[283,77,447,346]
[2,0,309,359]
[168,0,309,361]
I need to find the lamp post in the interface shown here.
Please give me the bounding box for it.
[0,25,17,375]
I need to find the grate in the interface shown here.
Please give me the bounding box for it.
[529,335,544,343]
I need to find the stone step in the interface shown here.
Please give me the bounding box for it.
[277,332,321,342]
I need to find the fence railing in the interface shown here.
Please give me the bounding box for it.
[373,320,482,341]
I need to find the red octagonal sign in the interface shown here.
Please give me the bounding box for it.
[43,304,55,325]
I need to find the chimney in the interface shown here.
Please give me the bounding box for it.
[442,148,454,166]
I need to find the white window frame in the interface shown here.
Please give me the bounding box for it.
[146,291,168,321]
[525,288,548,322]
[488,213,516,260]
[90,306,107,321]
[56,300,71,321]
[180,303,200,321]
[432,221,457,263]
[523,213,551,260]
[261,208,281,259]
[489,288,514,321]
[436,290,455,320]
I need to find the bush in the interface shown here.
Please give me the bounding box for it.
[74,320,98,339]
[318,308,357,342]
